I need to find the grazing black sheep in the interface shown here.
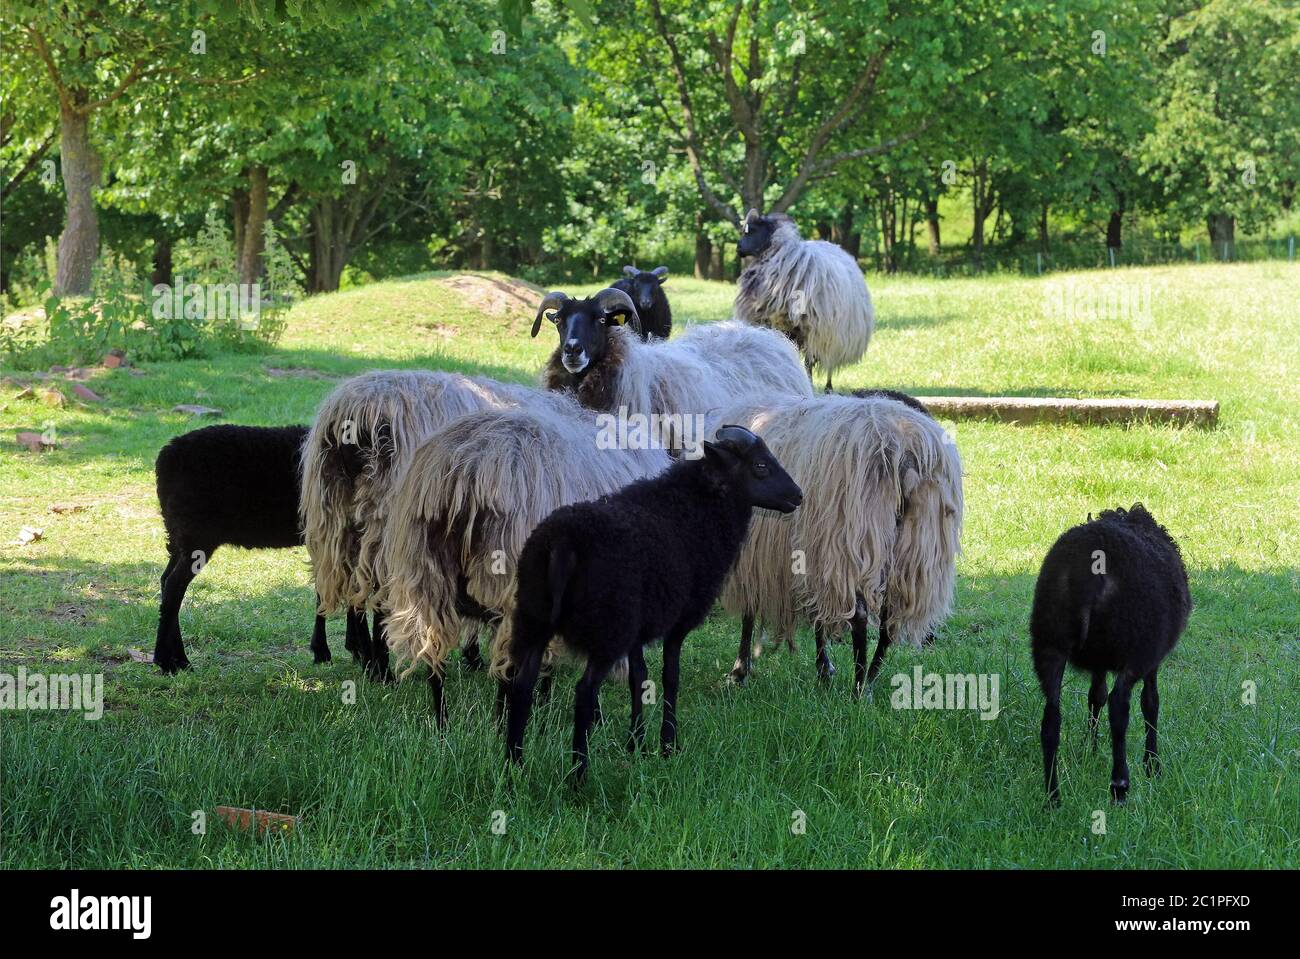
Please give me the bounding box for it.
[505,425,802,780]
[610,265,672,340]
[850,387,931,417]
[153,424,363,673]
[1031,504,1190,804]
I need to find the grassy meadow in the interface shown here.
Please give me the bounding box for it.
[1,263,1296,868]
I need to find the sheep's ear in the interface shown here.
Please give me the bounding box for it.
[901,466,921,500]
[652,266,668,281]
[622,265,638,277]
[701,440,739,469]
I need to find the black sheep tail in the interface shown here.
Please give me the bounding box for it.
[547,539,578,628]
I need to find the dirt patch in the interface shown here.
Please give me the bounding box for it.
[437,273,545,327]
[264,366,341,381]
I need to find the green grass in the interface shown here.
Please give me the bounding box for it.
[2,264,1297,868]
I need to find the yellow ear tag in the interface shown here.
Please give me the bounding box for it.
[611,312,627,325]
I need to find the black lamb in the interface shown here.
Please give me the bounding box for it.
[1030,504,1191,804]
[610,265,672,340]
[153,424,363,673]
[505,425,803,780]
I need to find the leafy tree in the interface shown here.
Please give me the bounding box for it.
[1142,0,1300,256]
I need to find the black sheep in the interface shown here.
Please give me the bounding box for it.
[505,425,802,780]
[610,265,672,340]
[153,424,364,673]
[1031,504,1190,804]
[850,387,931,417]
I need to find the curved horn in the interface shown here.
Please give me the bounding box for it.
[531,291,569,338]
[622,265,639,277]
[651,266,668,279]
[714,424,760,453]
[744,208,760,223]
[593,286,638,326]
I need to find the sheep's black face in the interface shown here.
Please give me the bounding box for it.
[703,425,803,514]
[621,267,668,314]
[531,288,638,377]
[738,214,777,257]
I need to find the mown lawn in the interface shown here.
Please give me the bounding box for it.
[1,263,1296,868]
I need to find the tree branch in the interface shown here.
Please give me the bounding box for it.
[1,129,57,199]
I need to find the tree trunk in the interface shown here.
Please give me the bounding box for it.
[694,230,712,279]
[1105,211,1123,249]
[1207,213,1235,259]
[708,244,724,281]
[232,189,249,268]
[832,204,858,258]
[925,198,941,256]
[54,101,101,296]
[238,166,268,285]
[971,162,993,268]
[309,199,348,294]
[151,235,173,287]
[1038,203,1049,253]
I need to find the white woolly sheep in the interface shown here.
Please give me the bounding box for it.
[378,391,672,722]
[533,288,813,438]
[735,210,875,391]
[299,369,532,678]
[718,393,963,695]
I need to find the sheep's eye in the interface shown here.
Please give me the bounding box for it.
[753,461,769,477]
[547,311,559,324]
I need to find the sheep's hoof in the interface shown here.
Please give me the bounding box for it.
[1110,779,1129,804]
[156,656,190,675]
[1144,754,1161,777]
[461,643,486,672]
[1045,791,1062,809]
[816,660,836,684]
[727,666,749,686]
[312,648,331,665]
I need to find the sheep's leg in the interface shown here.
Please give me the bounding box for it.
[309,592,330,664]
[155,546,205,674]
[851,612,869,699]
[627,644,648,752]
[804,355,814,384]
[1036,652,1067,805]
[367,609,396,685]
[1141,670,1160,777]
[729,614,755,685]
[1108,673,1137,803]
[660,628,688,757]
[824,371,833,393]
[427,671,447,728]
[462,634,486,671]
[1087,670,1108,751]
[571,658,614,782]
[865,598,893,687]
[504,615,551,764]
[345,607,369,665]
[814,623,835,683]
[160,551,178,594]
